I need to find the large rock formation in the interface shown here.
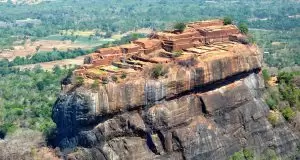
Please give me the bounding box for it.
[52,43,300,159]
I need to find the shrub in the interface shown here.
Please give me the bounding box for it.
[267,111,280,126]
[269,89,280,100]
[91,79,99,89]
[174,22,186,32]
[281,107,296,121]
[84,56,92,64]
[75,76,84,85]
[266,97,277,110]
[151,64,168,79]
[247,34,256,44]
[36,81,46,91]
[261,149,278,160]
[111,75,118,82]
[102,77,109,84]
[262,69,271,82]
[277,72,300,108]
[238,23,249,34]
[278,72,294,84]
[0,123,17,138]
[265,89,280,110]
[279,83,299,106]
[243,149,254,160]
[224,17,233,25]
[230,149,255,160]
[38,119,56,137]
[11,108,23,116]
[229,150,244,160]
[121,72,127,79]
[174,50,183,57]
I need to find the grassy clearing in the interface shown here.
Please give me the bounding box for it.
[59,30,97,37]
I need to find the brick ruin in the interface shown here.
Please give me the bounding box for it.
[197,25,239,44]
[133,38,162,54]
[155,30,203,52]
[186,19,224,29]
[74,19,245,81]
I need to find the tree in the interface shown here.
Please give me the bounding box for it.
[36,81,46,91]
[95,30,101,37]
[223,17,233,25]
[71,36,77,42]
[174,22,186,32]
[104,32,112,38]
[33,65,43,73]
[88,35,93,41]
[52,65,62,75]
[238,23,249,34]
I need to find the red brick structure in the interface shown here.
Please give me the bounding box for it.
[198,25,239,44]
[87,47,123,66]
[92,54,122,66]
[96,47,122,55]
[154,30,204,52]
[152,20,239,52]
[187,19,224,29]
[78,19,243,73]
[120,44,141,54]
[133,38,162,54]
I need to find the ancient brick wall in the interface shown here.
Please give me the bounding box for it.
[187,19,224,29]
[120,44,141,54]
[133,39,162,54]
[91,53,122,66]
[96,47,121,55]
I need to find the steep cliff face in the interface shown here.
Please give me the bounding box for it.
[52,45,300,159]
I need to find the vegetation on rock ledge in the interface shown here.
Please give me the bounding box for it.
[264,69,300,123]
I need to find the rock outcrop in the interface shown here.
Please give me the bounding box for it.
[53,71,300,159]
[52,41,300,159]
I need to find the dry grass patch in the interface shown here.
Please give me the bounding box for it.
[267,110,281,126]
